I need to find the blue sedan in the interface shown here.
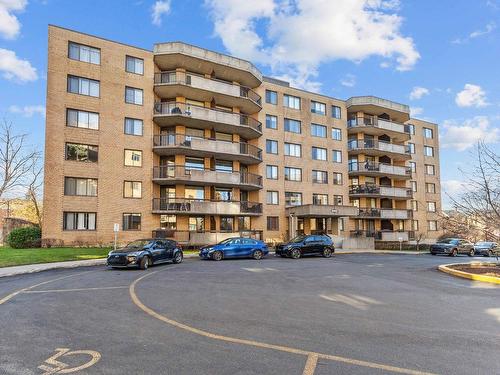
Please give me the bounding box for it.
[199,237,269,261]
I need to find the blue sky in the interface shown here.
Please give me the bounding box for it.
[0,0,499,207]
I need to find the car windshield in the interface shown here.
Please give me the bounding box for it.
[218,238,234,245]
[439,239,460,245]
[126,240,152,249]
[476,242,493,246]
[290,235,307,243]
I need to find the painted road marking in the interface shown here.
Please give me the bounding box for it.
[242,267,278,273]
[302,353,319,375]
[320,293,383,311]
[38,348,101,374]
[130,270,437,375]
[23,286,128,294]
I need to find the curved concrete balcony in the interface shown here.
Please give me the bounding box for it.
[346,96,410,124]
[348,162,412,179]
[350,230,414,242]
[153,134,262,165]
[358,207,412,220]
[152,198,262,216]
[153,165,263,190]
[348,140,411,160]
[154,71,261,114]
[153,102,262,140]
[349,184,413,200]
[347,117,411,142]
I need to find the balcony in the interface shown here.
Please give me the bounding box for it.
[153,134,262,165]
[285,204,359,218]
[350,230,413,242]
[153,102,262,139]
[347,117,411,142]
[349,184,412,199]
[151,229,263,246]
[346,96,410,124]
[152,198,262,216]
[348,162,412,179]
[154,71,261,113]
[153,165,263,190]
[358,208,412,220]
[348,139,411,160]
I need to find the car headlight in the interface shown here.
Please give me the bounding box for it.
[127,251,141,257]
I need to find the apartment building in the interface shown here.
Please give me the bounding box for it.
[42,25,441,246]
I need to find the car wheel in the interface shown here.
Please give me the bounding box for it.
[487,250,493,257]
[290,248,301,259]
[468,249,475,257]
[173,252,183,264]
[322,247,333,258]
[252,250,264,260]
[449,249,458,257]
[431,252,436,256]
[139,256,150,270]
[212,250,223,261]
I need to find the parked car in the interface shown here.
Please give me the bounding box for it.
[199,237,268,261]
[430,238,475,257]
[275,234,334,259]
[107,239,183,269]
[474,242,499,257]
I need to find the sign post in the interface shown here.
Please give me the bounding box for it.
[398,237,403,252]
[113,223,120,250]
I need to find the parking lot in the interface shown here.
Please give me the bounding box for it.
[1,253,499,375]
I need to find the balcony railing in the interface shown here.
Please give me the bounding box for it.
[152,198,262,215]
[350,230,414,241]
[348,162,411,177]
[153,102,262,134]
[347,117,410,135]
[151,229,263,245]
[358,208,412,219]
[154,71,261,105]
[349,184,413,198]
[348,139,410,155]
[153,134,262,161]
[153,165,263,189]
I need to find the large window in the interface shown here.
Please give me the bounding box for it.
[424,146,434,157]
[123,213,141,231]
[126,55,144,75]
[124,118,143,136]
[266,114,277,129]
[267,216,279,231]
[332,173,342,185]
[312,147,327,161]
[284,142,301,157]
[423,127,434,139]
[311,123,327,138]
[312,170,328,184]
[185,157,204,170]
[425,164,435,175]
[284,118,301,133]
[266,165,278,179]
[63,212,96,231]
[67,75,99,97]
[215,160,233,173]
[283,94,300,109]
[285,192,302,206]
[265,90,277,104]
[124,181,142,198]
[66,109,99,130]
[331,106,341,119]
[284,167,302,182]
[266,140,278,154]
[313,194,328,205]
[311,101,326,115]
[66,143,98,162]
[125,86,143,105]
[68,42,100,64]
[266,191,279,205]
[124,149,142,167]
[332,150,342,163]
[64,177,97,196]
[332,127,342,140]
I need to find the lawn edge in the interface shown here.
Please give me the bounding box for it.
[438,263,500,285]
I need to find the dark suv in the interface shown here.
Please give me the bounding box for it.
[430,238,475,257]
[275,235,334,259]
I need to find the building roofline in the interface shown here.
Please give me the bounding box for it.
[408,117,439,126]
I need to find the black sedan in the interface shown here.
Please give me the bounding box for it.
[107,239,183,270]
[474,242,499,257]
[430,238,475,257]
[275,234,334,259]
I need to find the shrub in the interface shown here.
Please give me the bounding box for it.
[6,226,42,249]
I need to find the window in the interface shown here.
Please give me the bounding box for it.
[283,94,300,109]
[160,215,177,229]
[333,195,343,205]
[123,213,141,231]
[313,193,328,205]
[123,117,143,136]
[425,164,435,175]
[214,188,232,201]
[124,149,142,167]
[332,173,342,185]
[284,167,302,181]
[67,75,99,97]
[220,217,234,231]
[66,109,99,130]
[423,127,433,139]
[266,140,278,154]
[185,157,204,171]
[411,200,418,211]
[331,106,341,119]
[409,162,416,173]
[125,86,143,105]
[189,217,205,232]
[311,123,327,138]
[64,177,97,196]
[66,143,98,162]
[126,55,144,74]
[284,142,301,157]
[426,183,436,193]
[412,220,419,231]
[408,143,415,154]
[63,212,96,231]
[185,186,204,200]
[68,42,100,64]
[428,220,438,231]
[285,192,302,206]
[406,124,415,135]
[266,165,278,179]
[215,160,233,173]
[312,147,327,161]
[284,118,301,133]
[238,217,251,231]
[266,191,279,205]
[427,201,436,212]
[424,146,434,157]
[312,170,328,184]
[332,150,342,163]
[124,181,142,198]
[265,90,277,104]
[266,114,277,129]
[339,218,345,231]
[311,101,326,115]
[411,181,417,192]
[332,127,342,141]
[267,216,279,231]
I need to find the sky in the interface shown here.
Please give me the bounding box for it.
[0,0,499,208]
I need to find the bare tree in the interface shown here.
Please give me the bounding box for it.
[26,154,43,225]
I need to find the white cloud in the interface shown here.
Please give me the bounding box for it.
[455,84,488,107]
[452,22,496,44]
[205,0,419,90]
[409,106,423,116]
[441,116,499,151]
[442,180,468,196]
[340,74,356,87]
[151,0,171,26]
[0,0,27,39]
[9,104,45,117]
[409,86,429,100]
[0,48,38,82]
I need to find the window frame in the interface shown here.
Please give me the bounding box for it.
[125,86,144,105]
[265,114,278,129]
[63,212,97,231]
[123,181,142,199]
[68,41,100,65]
[265,90,278,105]
[266,165,278,180]
[266,140,278,154]
[331,105,341,119]
[124,117,143,136]
[67,75,100,97]
[284,142,302,158]
[123,213,142,231]
[124,149,143,167]
[310,101,326,115]
[125,55,144,75]
[284,118,301,134]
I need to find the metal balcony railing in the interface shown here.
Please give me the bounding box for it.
[152,198,262,214]
[347,116,410,135]
[347,140,410,155]
[349,184,413,198]
[358,207,412,219]
[348,162,411,176]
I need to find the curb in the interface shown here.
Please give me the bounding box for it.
[438,263,500,285]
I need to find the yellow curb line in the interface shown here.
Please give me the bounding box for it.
[438,263,500,285]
